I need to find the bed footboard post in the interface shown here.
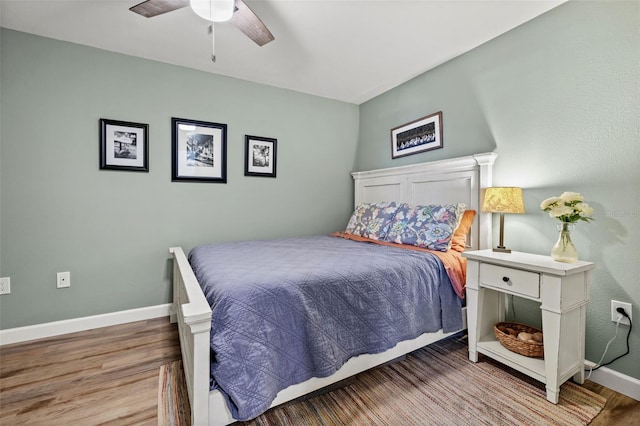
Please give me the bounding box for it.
[186,317,213,426]
[170,247,213,426]
[170,261,179,324]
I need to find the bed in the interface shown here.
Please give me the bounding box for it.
[169,152,498,425]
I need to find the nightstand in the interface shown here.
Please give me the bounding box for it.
[463,249,595,404]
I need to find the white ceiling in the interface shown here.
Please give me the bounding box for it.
[0,0,565,104]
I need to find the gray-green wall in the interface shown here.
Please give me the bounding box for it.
[0,29,359,327]
[359,1,639,380]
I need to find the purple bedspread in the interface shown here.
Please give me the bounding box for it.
[188,236,463,421]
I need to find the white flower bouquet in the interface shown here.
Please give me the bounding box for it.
[540,192,594,223]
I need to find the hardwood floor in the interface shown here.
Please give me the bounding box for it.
[0,318,181,425]
[583,381,640,426]
[1,318,637,425]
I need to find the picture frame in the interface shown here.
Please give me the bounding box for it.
[245,135,277,178]
[390,111,443,159]
[171,117,227,183]
[99,119,149,172]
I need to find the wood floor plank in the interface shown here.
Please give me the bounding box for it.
[0,318,180,425]
[583,381,640,426]
[0,317,636,425]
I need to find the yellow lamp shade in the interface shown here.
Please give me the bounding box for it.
[481,187,525,253]
[482,187,525,214]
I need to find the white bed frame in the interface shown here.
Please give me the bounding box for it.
[169,152,497,425]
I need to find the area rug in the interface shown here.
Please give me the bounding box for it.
[158,360,191,426]
[158,336,606,425]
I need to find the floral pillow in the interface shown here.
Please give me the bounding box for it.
[345,202,399,241]
[384,203,466,251]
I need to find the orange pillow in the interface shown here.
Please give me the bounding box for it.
[450,210,476,252]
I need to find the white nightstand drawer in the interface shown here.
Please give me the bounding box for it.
[479,263,540,298]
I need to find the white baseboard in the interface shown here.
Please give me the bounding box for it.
[0,304,172,346]
[585,359,640,401]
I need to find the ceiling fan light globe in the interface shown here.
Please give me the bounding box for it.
[190,0,234,22]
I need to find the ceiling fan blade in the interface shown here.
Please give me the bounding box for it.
[231,0,275,46]
[129,0,189,18]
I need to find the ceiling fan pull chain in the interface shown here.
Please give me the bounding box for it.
[210,23,216,63]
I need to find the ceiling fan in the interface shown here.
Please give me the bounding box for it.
[129,0,275,50]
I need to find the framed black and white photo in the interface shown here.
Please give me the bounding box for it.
[100,119,148,172]
[171,117,227,183]
[391,111,443,159]
[245,135,277,178]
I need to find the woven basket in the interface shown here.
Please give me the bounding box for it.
[494,322,544,358]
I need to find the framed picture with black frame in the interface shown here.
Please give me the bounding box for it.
[99,119,149,172]
[390,111,443,159]
[244,135,277,178]
[171,117,227,183]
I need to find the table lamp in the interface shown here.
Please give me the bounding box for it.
[481,187,525,253]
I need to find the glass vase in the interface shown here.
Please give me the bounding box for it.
[551,222,578,263]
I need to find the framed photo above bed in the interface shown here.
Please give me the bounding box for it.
[245,135,277,178]
[171,117,227,183]
[99,118,148,172]
[391,111,443,159]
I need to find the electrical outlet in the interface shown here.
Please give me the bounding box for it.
[0,277,10,295]
[611,300,632,326]
[57,271,71,288]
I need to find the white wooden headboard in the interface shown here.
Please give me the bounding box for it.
[351,152,498,251]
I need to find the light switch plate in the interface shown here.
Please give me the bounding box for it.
[57,271,71,288]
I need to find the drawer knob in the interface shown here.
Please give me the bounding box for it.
[502,276,510,283]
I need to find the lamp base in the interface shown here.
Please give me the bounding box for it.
[492,246,512,253]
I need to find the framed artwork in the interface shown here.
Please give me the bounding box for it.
[171,117,227,183]
[245,135,277,178]
[390,111,443,159]
[99,119,149,172]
